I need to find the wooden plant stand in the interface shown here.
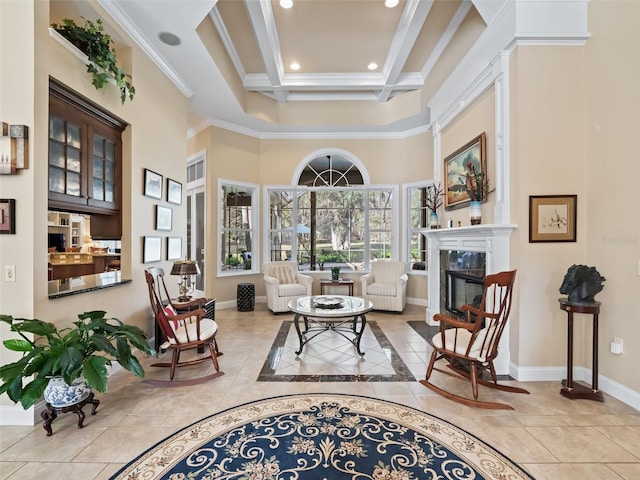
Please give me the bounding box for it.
[558,298,604,402]
[41,393,100,436]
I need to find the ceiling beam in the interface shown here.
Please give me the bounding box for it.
[378,0,434,102]
[244,0,288,102]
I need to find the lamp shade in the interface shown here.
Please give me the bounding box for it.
[170,260,200,276]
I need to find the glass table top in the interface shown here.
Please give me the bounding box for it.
[288,295,373,317]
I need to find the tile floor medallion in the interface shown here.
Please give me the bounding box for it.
[258,321,415,382]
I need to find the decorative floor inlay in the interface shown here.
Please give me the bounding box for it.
[258,320,416,382]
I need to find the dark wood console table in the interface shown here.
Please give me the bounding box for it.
[558,298,604,402]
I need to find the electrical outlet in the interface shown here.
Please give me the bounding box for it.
[610,337,623,355]
[5,265,16,282]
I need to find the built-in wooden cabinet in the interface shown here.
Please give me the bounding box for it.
[48,79,126,223]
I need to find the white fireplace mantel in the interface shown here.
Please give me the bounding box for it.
[424,223,517,373]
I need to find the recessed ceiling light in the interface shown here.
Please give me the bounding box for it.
[158,32,181,46]
[384,0,399,8]
[280,0,293,8]
[368,62,378,70]
[290,62,300,71]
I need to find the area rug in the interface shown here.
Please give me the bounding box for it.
[110,393,533,480]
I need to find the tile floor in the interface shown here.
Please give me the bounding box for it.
[1,304,639,480]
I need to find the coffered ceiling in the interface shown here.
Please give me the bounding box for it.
[72,0,588,137]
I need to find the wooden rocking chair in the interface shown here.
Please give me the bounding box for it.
[420,270,529,410]
[145,268,223,386]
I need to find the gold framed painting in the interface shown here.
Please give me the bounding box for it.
[529,195,577,242]
[444,132,486,210]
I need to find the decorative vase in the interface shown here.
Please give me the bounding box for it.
[43,376,92,408]
[429,211,439,229]
[469,200,482,225]
[331,267,340,281]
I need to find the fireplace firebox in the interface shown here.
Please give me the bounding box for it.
[445,270,484,319]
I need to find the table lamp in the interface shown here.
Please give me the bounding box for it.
[170,259,200,301]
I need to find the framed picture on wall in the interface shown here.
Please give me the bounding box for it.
[167,236,182,261]
[529,195,577,242]
[156,205,172,231]
[444,132,486,210]
[144,168,163,199]
[0,198,16,234]
[143,236,162,263]
[167,178,182,205]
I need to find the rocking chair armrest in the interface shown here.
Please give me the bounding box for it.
[167,308,206,322]
[460,304,481,321]
[432,313,476,331]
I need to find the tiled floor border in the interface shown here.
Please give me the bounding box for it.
[257,320,416,382]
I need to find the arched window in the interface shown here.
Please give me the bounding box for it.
[267,150,397,272]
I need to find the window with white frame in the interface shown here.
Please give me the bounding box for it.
[406,182,433,272]
[218,180,259,275]
[267,152,397,272]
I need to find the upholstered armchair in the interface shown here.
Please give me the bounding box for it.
[360,261,408,312]
[263,261,313,313]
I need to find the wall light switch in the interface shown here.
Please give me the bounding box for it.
[5,265,16,282]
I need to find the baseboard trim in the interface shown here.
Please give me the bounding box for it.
[0,405,37,426]
[511,363,640,411]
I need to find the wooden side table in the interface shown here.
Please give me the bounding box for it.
[558,298,604,402]
[320,279,354,296]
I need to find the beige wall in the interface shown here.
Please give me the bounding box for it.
[584,1,639,391]
[511,1,639,393]
[0,0,189,412]
[189,129,433,302]
[440,87,496,227]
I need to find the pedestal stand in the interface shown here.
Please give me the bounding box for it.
[40,392,100,436]
[558,298,604,402]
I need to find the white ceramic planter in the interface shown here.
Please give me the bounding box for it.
[43,376,92,408]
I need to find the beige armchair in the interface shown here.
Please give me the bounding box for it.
[263,261,313,313]
[360,261,408,312]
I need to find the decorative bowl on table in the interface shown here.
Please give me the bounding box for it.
[312,296,344,309]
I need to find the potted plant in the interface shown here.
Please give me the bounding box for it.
[425,182,444,228]
[464,163,495,225]
[0,310,155,409]
[51,17,135,104]
[331,266,341,281]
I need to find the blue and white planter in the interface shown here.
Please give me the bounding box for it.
[469,201,482,225]
[44,376,92,408]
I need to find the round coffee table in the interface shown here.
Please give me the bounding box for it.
[288,295,373,356]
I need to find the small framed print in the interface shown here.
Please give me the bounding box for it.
[0,198,16,234]
[144,168,162,199]
[167,237,182,261]
[167,178,182,205]
[529,195,577,242]
[143,236,162,263]
[156,205,173,231]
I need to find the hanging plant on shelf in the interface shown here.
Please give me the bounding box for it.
[51,17,135,104]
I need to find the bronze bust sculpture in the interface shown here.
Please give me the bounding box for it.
[559,264,606,303]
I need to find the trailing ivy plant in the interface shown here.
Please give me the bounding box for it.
[51,17,135,104]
